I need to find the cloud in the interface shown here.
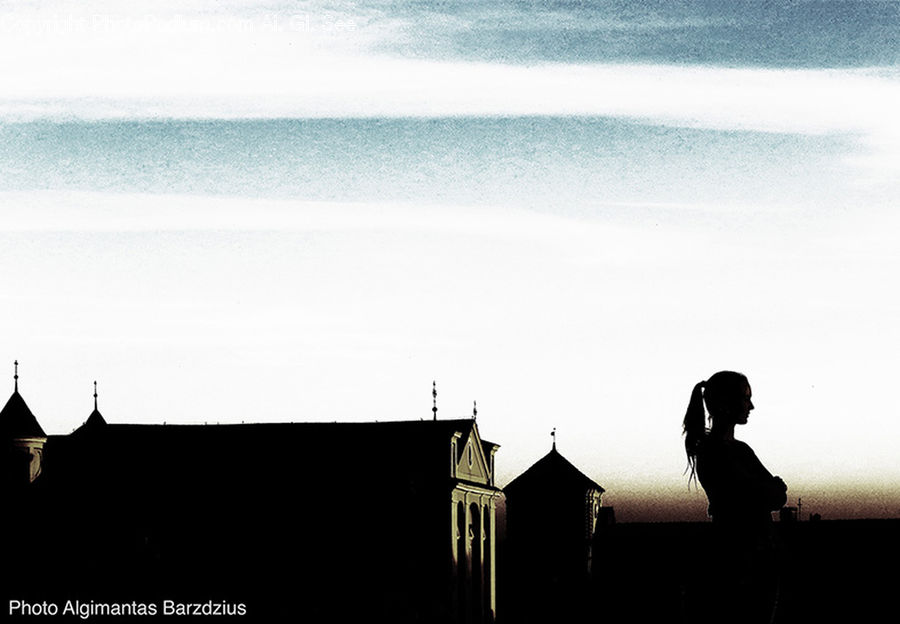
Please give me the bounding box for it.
[3,0,898,182]
[3,44,897,189]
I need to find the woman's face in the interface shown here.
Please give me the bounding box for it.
[734,383,754,425]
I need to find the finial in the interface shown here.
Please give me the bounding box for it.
[472,400,477,421]
[94,380,98,411]
[432,380,438,421]
[14,360,18,392]
[551,427,556,450]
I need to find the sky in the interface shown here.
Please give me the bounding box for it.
[1,0,899,521]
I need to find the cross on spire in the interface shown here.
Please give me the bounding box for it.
[551,427,556,450]
[472,400,477,421]
[13,360,18,392]
[432,380,438,421]
[94,380,98,411]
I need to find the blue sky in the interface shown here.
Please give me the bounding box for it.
[372,0,900,67]
[1,1,899,520]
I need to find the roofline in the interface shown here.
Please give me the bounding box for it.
[89,418,479,428]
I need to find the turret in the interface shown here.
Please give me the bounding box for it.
[74,380,107,435]
[0,361,47,485]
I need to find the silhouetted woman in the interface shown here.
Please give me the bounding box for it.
[682,371,787,624]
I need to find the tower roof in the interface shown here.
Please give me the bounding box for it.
[85,381,106,428]
[503,447,604,494]
[71,406,107,436]
[0,390,46,439]
[81,408,107,430]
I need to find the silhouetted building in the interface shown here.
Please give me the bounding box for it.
[1,372,502,623]
[0,366,46,488]
[501,439,604,623]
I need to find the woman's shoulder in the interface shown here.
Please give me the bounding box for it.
[698,437,757,465]
[700,436,753,451]
[698,435,733,453]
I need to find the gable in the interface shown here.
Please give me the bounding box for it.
[454,425,493,486]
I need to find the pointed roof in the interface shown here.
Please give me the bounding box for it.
[81,408,107,430]
[504,447,604,494]
[83,381,106,429]
[71,406,106,436]
[0,390,46,439]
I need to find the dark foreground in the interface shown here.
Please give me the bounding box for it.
[5,517,898,623]
[586,518,900,624]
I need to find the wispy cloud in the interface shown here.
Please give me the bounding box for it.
[3,53,897,191]
[3,1,898,183]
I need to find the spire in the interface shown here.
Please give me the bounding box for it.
[78,379,107,432]
[551,427,556,450]
[432,380,438,421]
[0,360,46,439]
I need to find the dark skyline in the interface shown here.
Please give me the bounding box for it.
[4,372,898,624]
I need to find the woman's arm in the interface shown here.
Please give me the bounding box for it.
[698,442,787,515]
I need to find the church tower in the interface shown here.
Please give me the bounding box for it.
[0,361,47,486]
[502,433,605,623]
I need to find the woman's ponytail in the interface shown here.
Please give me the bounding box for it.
[683,380,707,483]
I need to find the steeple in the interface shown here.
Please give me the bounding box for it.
[0,360,47,484]
[0,360,45,439]
[80,380,107,430]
